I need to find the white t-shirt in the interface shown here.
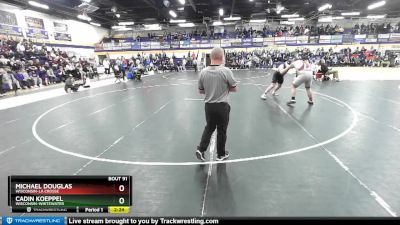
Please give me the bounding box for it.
[103,60,109,67]
[293,60,313,76]
[17,43,25,52]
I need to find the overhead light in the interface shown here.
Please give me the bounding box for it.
[116,14,120,18]
[318,16,343,21]
[213,21,223,26]
[318,4,332,12]
[341,12,361,16]
[178,22,195,27]
[219,8,224,16]
[281,14,299,18]
[276,4,284,14]
[82,0,91,2]
[280,21,295,25]
[90,22,101,26]
[367,14,386,19]
[288,17,305,21]
[318,16,333,22]
[332,16,344,20]
[368,1,386,10]
[223,22,236,25]
[223,16,241,21]
[144,24,162,30]
[169,10,177,18]
[163,0,170,7]
[116,27,133,31]
[178,0,185,5]
[249,0,254,1]
[178,7,184,11]
[144,24,160,27]
[170,19,186,23]
[77,14,92,21]
[118,21,134,25]
[112,25,126,29]
[145,27,162,31]
[249,19,266,23]
[28,1,49,10]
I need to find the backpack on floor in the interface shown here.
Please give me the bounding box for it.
[127,72,134,79]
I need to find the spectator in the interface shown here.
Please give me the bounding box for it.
[2,67,19,95]
[103,58,110,75]
[319,59,340,81]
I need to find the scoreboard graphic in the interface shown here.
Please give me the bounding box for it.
[8,176,132,213]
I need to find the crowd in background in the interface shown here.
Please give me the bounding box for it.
[234,24,346,38]
[353,22,400,35]
[133,22,400,42]
[102,51,201,82]
[2,34,400,96]
[225,47,400,69]
[139,24,346,41]
[0,36,97,96]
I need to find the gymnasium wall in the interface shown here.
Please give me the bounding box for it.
[0,2,109,47]
[96,43,400,60]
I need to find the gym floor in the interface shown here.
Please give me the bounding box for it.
[0,70,399,217]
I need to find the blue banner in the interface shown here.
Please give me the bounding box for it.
[160,41,171,49]
[342,34,353,44]
[132,42,141,50]
[231,39,242,47]
[330,35,343,44]
[252,42,263,47]
[0,10,18,26]
[180,40,190,48]
[54,32,71,41]
[96,33,400,52]
[2,217,64,225]
[171,40,180,48]
[241,38,252,46]
[26,28,49,39]
[309,36,319,44]
[378,33,390,42]
[140,42,151,49]
[25,16,45,29]
[389,33,400,42]
[0,24,23,36]
[354,34,367,43]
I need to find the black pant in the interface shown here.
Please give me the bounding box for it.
[0,75,3,94]
[198,102,230,157]
[121,69,126,80]
[65,84,73,93]
[105,68,110,74]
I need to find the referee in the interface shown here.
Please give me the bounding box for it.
[196,47,238,161]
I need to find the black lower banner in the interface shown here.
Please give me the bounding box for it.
[66,217,400,225]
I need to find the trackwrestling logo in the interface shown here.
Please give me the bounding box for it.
[6,218,12,225]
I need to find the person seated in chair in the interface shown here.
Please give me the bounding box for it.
[64,75,80,93]
[319,59,339,82]
[135,63,145,81]
[381,54,390,67]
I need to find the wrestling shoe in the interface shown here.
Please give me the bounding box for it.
[287,100,296,105]
[216,151,230,161]
[196,150,205,161]
[260,93,267,100]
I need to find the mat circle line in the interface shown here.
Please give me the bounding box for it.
[32,82,358,166]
